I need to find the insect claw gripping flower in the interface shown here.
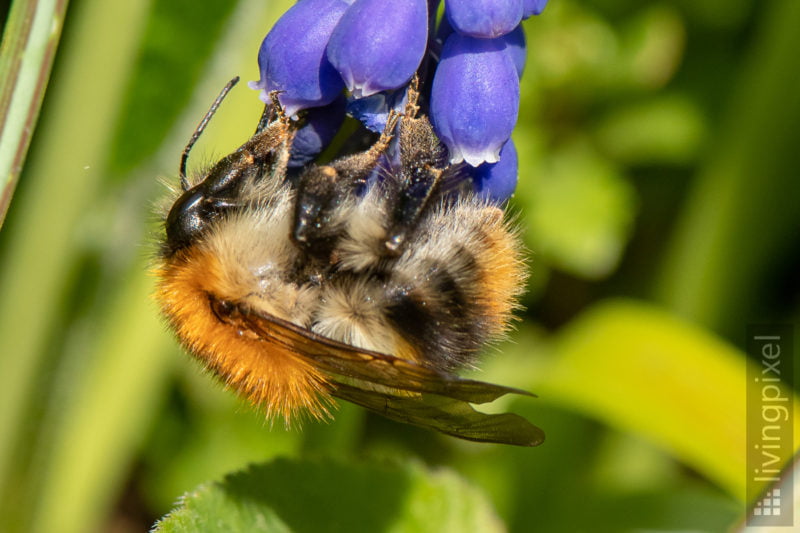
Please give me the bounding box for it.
[155,0,550,446]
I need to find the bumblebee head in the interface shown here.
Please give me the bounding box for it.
[164,154,262,255]
[164,187,214,254]
[164,77,294,256]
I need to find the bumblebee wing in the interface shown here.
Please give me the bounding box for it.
[241,310,531,403]
[331,382,544,446]
[240,309,544,446]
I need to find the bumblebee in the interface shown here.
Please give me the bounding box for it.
[154,78,543,446]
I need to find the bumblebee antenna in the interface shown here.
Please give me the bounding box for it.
[179,76,240,191]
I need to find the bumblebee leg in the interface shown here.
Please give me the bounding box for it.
[293,112,400,250]
[292,165,341,248]
[403,75,421,119]
[254,103,272,135]
[384,109,448,255]
[254,91,291,135]
[384,164,442,254]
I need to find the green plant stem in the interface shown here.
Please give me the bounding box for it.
[0,0,151,506]
[30,264,176,533]
[655,0,800,332]
[0,0,69,226]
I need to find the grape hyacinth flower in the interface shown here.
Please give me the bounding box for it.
[249,0,349,116]
[327,0,429,98]
[431,33,519,166]
[523,0,549,18]
[445,0,523,39]
[471,138,518,202]
[288,95,347,168]
[501,24,527,77]
[251,0,549,201]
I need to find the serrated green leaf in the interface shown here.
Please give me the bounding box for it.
[154,458,504,533]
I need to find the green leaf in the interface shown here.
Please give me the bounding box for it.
[518,141,637,279]
[541,299,800,501]
[617,5,685,90]
[154,458,504,533]
[595,94,706,165]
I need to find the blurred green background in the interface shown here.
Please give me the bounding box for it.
[1,0,799,531]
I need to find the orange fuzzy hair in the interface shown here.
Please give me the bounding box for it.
[154,247,332,423]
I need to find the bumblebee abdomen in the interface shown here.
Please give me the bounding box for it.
[383,200,525,370]
[318,190,525,371]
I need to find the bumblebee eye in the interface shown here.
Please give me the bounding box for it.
[165,189,213,253]
[166,164,252,254]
